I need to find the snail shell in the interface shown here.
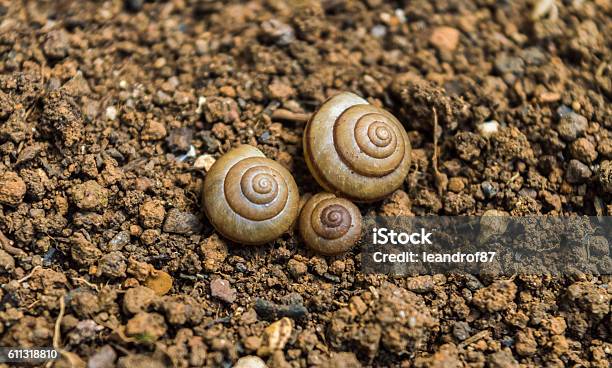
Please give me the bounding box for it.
[304,92,411,202]
[202,145,299,245]
[299,192,362,255]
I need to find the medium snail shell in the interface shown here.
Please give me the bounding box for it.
[299,193,362,255]
[304,92,411,202]
[203,145,299,245]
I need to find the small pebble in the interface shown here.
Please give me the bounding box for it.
[476,120,500,137]
[481,181,497,198]
[162,209,202,235]
[194,154,217,171]
[494,55,524,75]
[210,278,237,303]
[566,159,592,184]
[234,356,268,368]
[453,321,472,341]
[257,317,293,356]
[557,112,588,141]
[124,0,144,12]
[87,345,117,368]
[105,106,117,120]
[371,25,387,38]
[108,231,130,251]
[429,26,460,52]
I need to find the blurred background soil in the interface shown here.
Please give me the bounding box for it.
[0,0,610,367]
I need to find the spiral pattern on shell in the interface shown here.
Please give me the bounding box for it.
[203,145,299,245]
[304,92,411,202]
[299,193,362,255]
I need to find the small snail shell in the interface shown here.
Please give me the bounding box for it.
[299,193,362,255]
[202,145,299,245]
[304,92,411,202]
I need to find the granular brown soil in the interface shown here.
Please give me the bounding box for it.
[0,0,611,367]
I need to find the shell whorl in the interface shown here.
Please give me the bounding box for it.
[304,92,411,202]
[224,159,289,221]
[203,145,299,245]
[334,104,407,177]
[299,193,362,255]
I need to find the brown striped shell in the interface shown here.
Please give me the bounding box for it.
[299,193,362,255]
[303,92,411,202]
[202,145,299,245]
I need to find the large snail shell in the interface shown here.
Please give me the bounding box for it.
[299,192,362,255]
[203,145,300,245]
[304,92,411,202]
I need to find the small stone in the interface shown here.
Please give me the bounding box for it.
[70,180,109,210]
[371,24,387,38]
[234,356,268,368]
[210,278,237,303]
[43,30,69,60]
[481,181,497,198]
[125,0,144,11]
[139,199,166,229]
[257,317,293,356]
[105,106,117,120]
[0,171,26,206]
[566,159,592,184]
[261,19,294,45]
[108,231,130,251]
[429,26,460,52]
[141,120,167,141]
[494,55,525,75]
[200,233,228,272]
[598,160,612,193]
[123,286,158,314]
[87,345,117,368]
[476,120,500,137]
[570,138,598,163]
[166,127,193,153]
[125,312,167,342]
[163,209,202,235]
[194,154,216,171]
[144,270,173,296]
[97,251,127,278]
[557,112,588,141]
[405,275,435,293]
[452,321,472,341]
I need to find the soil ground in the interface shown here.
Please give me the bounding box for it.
[0,0,610,367]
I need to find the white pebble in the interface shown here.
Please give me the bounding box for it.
[194,154,216,171]
[196,96,207,114]
[477,120,500,137]
[233,356,267,368]
[105,106,117,120]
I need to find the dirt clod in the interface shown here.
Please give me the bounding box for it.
[0,171,26,206]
